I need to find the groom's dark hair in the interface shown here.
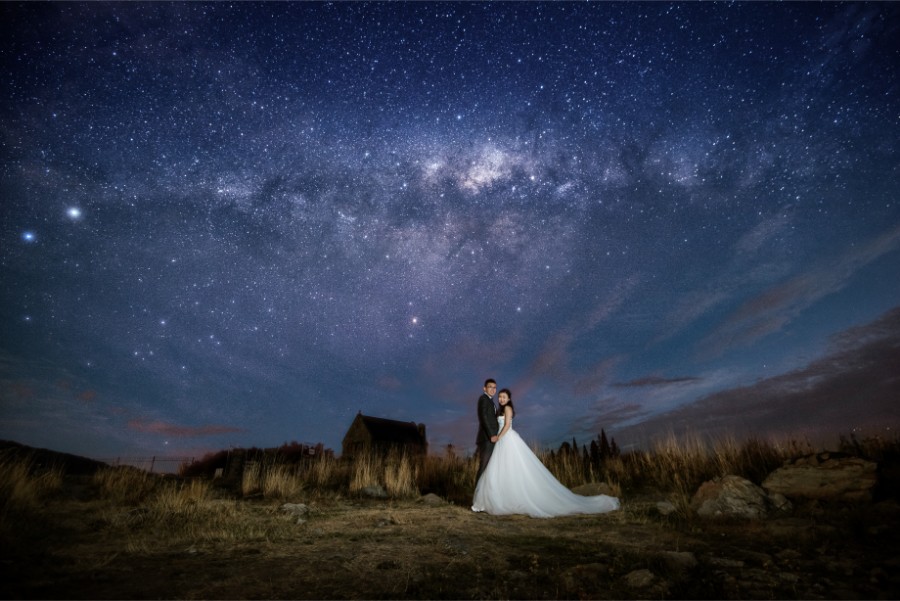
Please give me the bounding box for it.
[484,378,496,388]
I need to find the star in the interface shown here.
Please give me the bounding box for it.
[0,2,897,462]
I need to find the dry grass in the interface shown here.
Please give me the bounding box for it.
[346,449,420,498]
[383,451,418,498]
[5,433,899,600]
[0,451,64,516]
[24,431,893,514]
[93,465,158,504]
[147,478,211,515]
[261,464,304,499]
[193,433,898,507]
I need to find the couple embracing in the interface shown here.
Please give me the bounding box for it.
[471,378,620,518]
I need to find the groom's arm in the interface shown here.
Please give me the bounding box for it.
[478,396,499,438]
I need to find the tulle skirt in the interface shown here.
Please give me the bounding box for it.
[472,428,620,518]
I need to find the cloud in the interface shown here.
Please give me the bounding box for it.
[615,304,900,447]
[377,375,403,391]
[701,222,900,356]
[77,389,98,403]
[515,275,639,396]
[127,419,245,437]
[653,213,794,347]
[586,275,641,329]
[613,376,702,388]
[583,402,649,435]
[734,213,792,256]
[572,357,620,396]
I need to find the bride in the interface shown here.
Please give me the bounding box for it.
[471,388,620,518]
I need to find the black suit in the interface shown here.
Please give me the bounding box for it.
[475,392,500,479]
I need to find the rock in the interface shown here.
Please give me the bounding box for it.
[571,482,615,496]
[660,551,697,573]
[419,493,445,506]
[623,568,655,588]
[706,556,745,568]
[768,492,793,513]
[762,453,877,501]
[280,502,309,516]
[656,501,677,515]
[691,475,771,519]
[361,484,388,498]
[559,563,608,594]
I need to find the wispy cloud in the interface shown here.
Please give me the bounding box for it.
[613,376,702,388]
[615,304,900,446]
[734,213,793,256]
[701,223,900,356]
[584,401,648,432]
[517,275,640,395]
[127,419,245,437]
[654,213,794,346]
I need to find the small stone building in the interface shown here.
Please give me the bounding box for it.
[342,412,427,458]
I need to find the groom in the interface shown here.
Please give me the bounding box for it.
[475,378,500,479]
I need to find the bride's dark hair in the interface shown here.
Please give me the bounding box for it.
[496,388,515,418]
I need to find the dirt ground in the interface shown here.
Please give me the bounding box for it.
[4,482,900,600]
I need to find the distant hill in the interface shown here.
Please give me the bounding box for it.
[0,440,108,475]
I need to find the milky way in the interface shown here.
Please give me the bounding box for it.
[2,2,899,460]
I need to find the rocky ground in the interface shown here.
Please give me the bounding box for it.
[4,480,900,600]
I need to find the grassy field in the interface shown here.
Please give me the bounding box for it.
[2,434,899,599]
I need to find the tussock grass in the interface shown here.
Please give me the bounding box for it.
[417,452,477,504]
[349,451,380,494]
[240,460,307,499]
[147,478,211,516]
[0,451,63,515]
[346,449,419,498]
[46,431,899,519]
[261,464,304,499]
[534,432,815,501]
[226,433,893,505]
[93,466,158,504]
[383,450,418,498]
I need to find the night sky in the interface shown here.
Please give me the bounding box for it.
[2,2,899,462]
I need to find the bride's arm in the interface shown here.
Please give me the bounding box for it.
[497,406,513,439]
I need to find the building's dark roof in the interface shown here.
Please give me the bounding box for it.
[357,414,425,445]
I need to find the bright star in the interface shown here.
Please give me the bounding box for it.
[67,207,82,220]
[22,231,36,242]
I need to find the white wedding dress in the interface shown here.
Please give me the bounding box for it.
[472,415,620,518]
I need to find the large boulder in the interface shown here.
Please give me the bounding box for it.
[762,453,877,501]
[691,475,773,519]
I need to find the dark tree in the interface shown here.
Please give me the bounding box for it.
[599,429,611,459]
[590,439,600,465]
